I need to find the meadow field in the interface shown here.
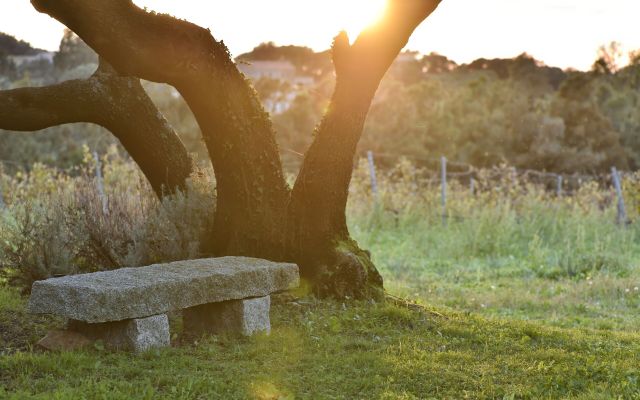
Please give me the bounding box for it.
[1,151,639,398]
[2,150,639,330]
[348,158,640,332]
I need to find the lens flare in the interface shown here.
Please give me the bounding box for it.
[340,0,388,39]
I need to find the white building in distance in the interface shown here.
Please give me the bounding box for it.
[8,52,55,68]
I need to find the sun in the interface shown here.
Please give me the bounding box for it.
[129,0,391,52]
[338,0,388,40]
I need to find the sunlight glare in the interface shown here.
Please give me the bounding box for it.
[339,0,388,40]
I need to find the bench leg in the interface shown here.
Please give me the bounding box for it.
[183,296,271,337]
[68,314,170,352]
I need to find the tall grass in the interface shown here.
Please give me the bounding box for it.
[1,151,639,329]
[348,158,638,276]
[347,158,640,330]
[0,146,214,289]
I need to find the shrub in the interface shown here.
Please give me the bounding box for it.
[0,146,215,291]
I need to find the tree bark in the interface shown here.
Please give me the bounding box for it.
[31,0,291,258]
[0,60,193,197]
[26,0,442,298]
[289,1,442,298]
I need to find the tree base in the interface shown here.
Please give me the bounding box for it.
[303,239,384,300]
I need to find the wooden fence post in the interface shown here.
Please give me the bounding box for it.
[611,167,627,225]
[470,176,475,196]
[0,163,4,209]
[367,151,379,199]
[93,152,108,215]
[441,156,447,226]
[556,175,563,197]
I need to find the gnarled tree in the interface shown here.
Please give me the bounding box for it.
[5,0,442,298]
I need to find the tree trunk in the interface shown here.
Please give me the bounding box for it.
[25,0,441,298]
[176,69,291,260]
[289,1,443,298]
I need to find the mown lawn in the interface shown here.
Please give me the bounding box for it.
[1,284,640,399]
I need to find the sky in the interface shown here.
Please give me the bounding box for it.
[1,0,639,71]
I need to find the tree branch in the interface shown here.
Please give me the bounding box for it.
[0,60,193,196]
[338,0,442,86]
[289,0,442,274]
[30,0,227,86]
[30,0,243,93]
[0,77,95,131]
[30,0,291,257]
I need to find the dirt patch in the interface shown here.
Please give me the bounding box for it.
[0,310,62,355]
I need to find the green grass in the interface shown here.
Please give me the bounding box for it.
[2,160,640,398]
[350,202,640,332]
[1,286,640,399]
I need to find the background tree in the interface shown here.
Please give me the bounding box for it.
[54,29,97,74]
[0,50,17,83]
[3,37,636,177]
[0,32,43,56]
[592,41,625,75]
[237,42,333,78]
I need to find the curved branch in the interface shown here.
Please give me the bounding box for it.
[0,61,193,197]
[0,78,95,131]
[30,0,230,88]
[289,0,442,286]
[337,0,442,86]
[29,1,291,257]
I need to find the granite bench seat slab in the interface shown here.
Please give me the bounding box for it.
[28,257,299,323]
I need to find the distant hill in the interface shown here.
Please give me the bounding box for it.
[0,32,43,56]
[237,42,332,77]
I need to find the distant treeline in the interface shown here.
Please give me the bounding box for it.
[1,35,639,173]
[0,32,43,56]
[239,42,640,173]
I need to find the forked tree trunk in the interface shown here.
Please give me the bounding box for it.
[20,0,441,299]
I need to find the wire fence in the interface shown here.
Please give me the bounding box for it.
[1,150,635,226]
[357,150,632,226]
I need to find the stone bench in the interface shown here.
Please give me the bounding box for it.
[28,257,299,352]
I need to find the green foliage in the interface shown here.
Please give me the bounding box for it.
[3,44,639,174]
[237,49,634,173]
[595,64,640,168]
[2,155,639,332]
[238,48,636,173]
[0,123,116,173]
[0,51,17,84]
[142,81,209,162]
[360,60,628,172]
[236,42,333,77]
